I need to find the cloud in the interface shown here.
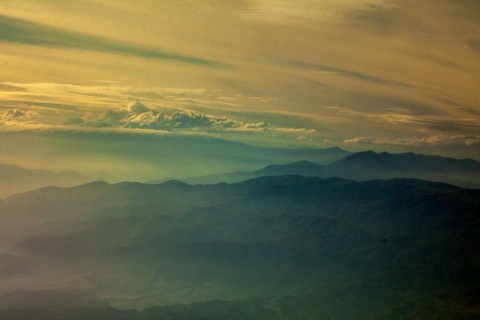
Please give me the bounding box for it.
[241,0,395,25]
[1,83,319,143]
[284,59,411,87]
[0,82,215,113]
[152,110,232,129]
[467,39,480,55]
[0,14,220,67]
[344,135,480,147]
[101,101,151,123]
[0,108,36,122]
[245,121,269,129]
[328,105,480,137]
[270,127,316,134]
[60,101,317,140]
[0,83,27,92]
[64,117,87,126]
[103,102,262,131]
[343,137,370,144]
[328,106,415,124]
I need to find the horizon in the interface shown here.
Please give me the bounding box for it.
[1,131,479,185]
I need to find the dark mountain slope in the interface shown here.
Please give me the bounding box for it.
[0,176,478,317]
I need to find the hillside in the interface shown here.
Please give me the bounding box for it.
[0,176,478,318]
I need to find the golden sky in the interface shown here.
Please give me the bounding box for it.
[1,0,480,168]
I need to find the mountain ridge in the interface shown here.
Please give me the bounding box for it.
[0,163,85,199]
[178,151,480,188]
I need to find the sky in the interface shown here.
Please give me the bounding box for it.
[1,0,480,178]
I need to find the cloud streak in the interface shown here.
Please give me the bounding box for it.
[344,135,480,147]
[328,106,480,134]
[241,0,396,25]
[0,15,221,67]
[285,59,411,87]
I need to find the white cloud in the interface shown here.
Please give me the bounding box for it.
[343,137,369,144]
[56,101,316,140]
[125,101,151,114]
[328,106,414,124]
[126,111,158,126]
[271,127,317,134]
[125,108,259,131]
[245,121,270,129]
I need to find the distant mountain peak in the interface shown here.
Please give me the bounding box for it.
[351,150,379,157]
[327,146,344,151]
[159,179,191,188]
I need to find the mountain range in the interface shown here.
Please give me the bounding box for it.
[178,151,480,188]
[4,147,479,200]
[0,175,478,319]
[0,130,351,184]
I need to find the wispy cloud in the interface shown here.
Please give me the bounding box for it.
[0,15,221,67]
[0,83,27,92]
[344,135,480,147]
[0,82,320,127]
[284,59,411,87]
[240,0,396,25]
[467,39,480,55]
[328,106,480,133]
[327,106,417,125]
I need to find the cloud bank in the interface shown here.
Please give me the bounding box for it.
[0,98,317,146]
[89,101,316,136]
